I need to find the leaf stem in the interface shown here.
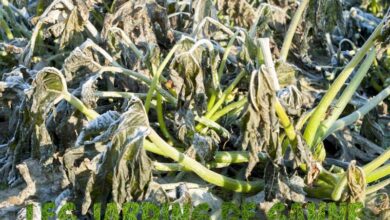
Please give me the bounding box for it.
[148,129,263,192]
[209,98,247,122]
[366,164,390,184]
[279,0,310,62]
[326,85,390,137]
[156,93,174,142]
[316,48,376,143]
[275,99,296,142]
[366,179,390,195]
[196,70,246,131]
[95,91,148,99]
[62,92,100,121]
[99,66,177,105]
[303,21,384,148]
[145,44,179,112]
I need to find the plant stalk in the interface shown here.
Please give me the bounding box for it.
[365,179,390,195]
[279,0,310,62]
[316,48,376,143]
[62,92,100,121]
[303,21,384,148]
[145,44,179,112]
[366,164,390,184]
[148,129,264,192]
[326,85,390,137]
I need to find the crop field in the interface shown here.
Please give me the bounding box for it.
[0,0,389,219]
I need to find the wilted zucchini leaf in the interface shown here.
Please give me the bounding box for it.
[44,0,96,49]
[173,106,196,145]
[216,0,255,28]
[263,164,306,203]
[169,38,209,115]
[300,0,344,59]
[240,69,279,178]
[305,0,344,33]
[0,68,65,184]
[63,40,105,85]
[187,132,219,163]
[102,0,173,48]
[64,97,152,214]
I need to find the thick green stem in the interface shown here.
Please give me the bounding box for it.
[145,139,267,165]
[153,161,232,172]
[209,98,247,122]
[195,116,230,138]
[303,21,384,148]
[148,129,263,192]
[214,151,267,163]
[363,148,390,174]
[326,85,390,137]
[62,92,100,121]
[305,179,334,199]
[275,99,296,142]
[196,70,246,131]
[258,38,280,90]
[99,66,177,105]
[208,31,239,110]
[279,0,310,62]
[156,93,173,142]
[206,70,246,118]
[366,164,390,184]
[95,91,148,99]
[316,48,376,143]
[366,179,390,195]
[218,31,239,81]
[145,44,179,112]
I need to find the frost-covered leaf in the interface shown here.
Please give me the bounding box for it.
[305,0,344,33]
[63,40,104,84]
[102,1,173,48]
[169,38,213,114]
[64,97,152,214]
[240,69,279,177]
[217,0,255,28]
[0,68,66,184]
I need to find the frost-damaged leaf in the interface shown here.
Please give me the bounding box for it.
[102,0,174,48]
[0,68,65,184]
[43,0,96,49]
[81,74,100,109]
[63,40,105,85]
[300,0,344,59]
[305,0,344,33]
[21,0,99,66]
[240,70,279,178]
[263,162,306,203]
[169,39,209,114]
[187,132,219,163]
[64,97,152,214]
[216,0,255,28]
[174,106,196,145]
[193,0,217,31]
[346,160,366,203]
[0,39,28,72]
